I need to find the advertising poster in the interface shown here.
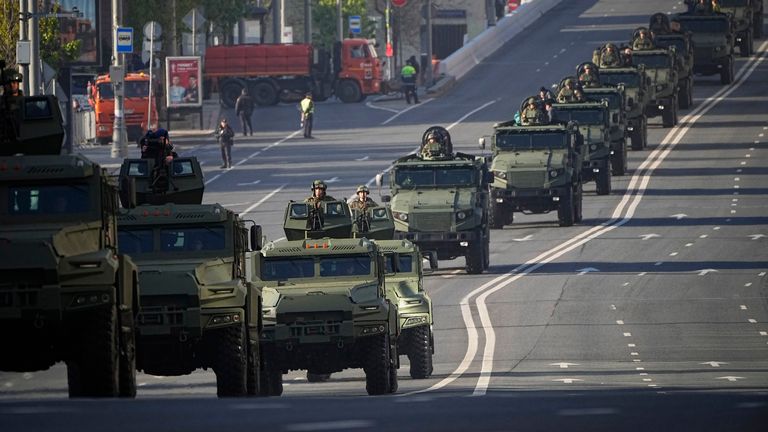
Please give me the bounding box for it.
[165,56,202,108]
[56,0,100,65]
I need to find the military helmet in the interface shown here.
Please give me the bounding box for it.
[526,97,537,105]
[2,69,22,84]
[356,185,369,194]
[312,179,327,190]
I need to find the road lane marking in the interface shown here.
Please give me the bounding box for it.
[204,131,302,186]
[285,420,374,431]
[240,184,287,218]
[558,408,618,416]
[365,101,400,114]
[382,98,436,125]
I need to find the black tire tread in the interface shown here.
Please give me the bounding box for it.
[406,326,433,379]
[363,333,391,395]
[212,324,247,397]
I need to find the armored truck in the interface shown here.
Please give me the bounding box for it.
[654,33,696,109]
[673,12,735,84]
[117,156,264,397]
[582,80,629,175]
[382,127,491,274]
[631,48,680,127]
[0,93,139,398]
[482,120,584,228]
[551,100,613,195]
[256,223,399,396]
[719,0,758,56]
[596,62,651,150]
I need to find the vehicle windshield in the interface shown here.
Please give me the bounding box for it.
[5,184,90,216]
[552,108,605,125]
[262,258,315,280]
[385,253,414,274]
[394,167,476,188]
[495,132,567,151]
[655,37,687,54]
[632,54,672,68]
[585,92,621,110]
[118,229,153,254]
[97,81,149,99]
[600,72,640,87]
[675,18,730,33]
[320,255,373,277]
[160,226,226,252]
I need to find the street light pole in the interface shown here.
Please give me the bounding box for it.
[111,0,127,158]
[27,0,39,95]
[337,0,343,43]
[425,1,433,87]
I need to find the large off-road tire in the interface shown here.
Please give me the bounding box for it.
[596,166,612,196]
[662,97,677,128]
[611,140,627,176]
[557,187,575,227]
[630,116,646,150]
[678,78,691,110]
[721,56,734,85]
[66,305,120,398]
[259,346,283,397]
[755,13,764,39]
[574,183,584,223]
[252,81,279,106]
[483,237,490,271]
[489,201,505,229]
[118,322,136,398]
[465,240,486,274]
[406,326,434,379]
[363,333,393,395]
[306,372,331,382]
[740,31,753,57]
[337,80,362,103]
[220,80,245,108]
[212,324,247,397]
[246,340,261,396]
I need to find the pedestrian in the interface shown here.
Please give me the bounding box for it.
[401,61,419,104]
[407,55,421,85]
[235,88,255,136]
[299,93,314,138]
[215,118,235,169]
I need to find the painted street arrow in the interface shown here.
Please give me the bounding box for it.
[237,180,261,186]
[512,235,533,242]
[700,361,729,368]
[716,376,744,382]
[697,269,719,276]
[670,213,688,220]
[550,362,580,369]
[325,177,341,183]
[749,234,766,240]
[577,267,600,275]
[639,233,660,240]
[552,378,583,384]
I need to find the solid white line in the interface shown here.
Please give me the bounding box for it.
[446,100,498,130]
[365,101,400,114]
[382,98,435,125]
[240,184,287,218]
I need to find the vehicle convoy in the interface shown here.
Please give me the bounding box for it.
[0,89,139,398]
[630,46,680,127]
[551,94,613,195]
[651,13,696,109]
[380,126,491,274]
[481,116,584,228]
[672,11,735,84]
[116,154,264,397]
[718,0,760,56]
[205,39,382,107]
[88,72,158,145]
[255,200,400,396]
[594,46,652,150]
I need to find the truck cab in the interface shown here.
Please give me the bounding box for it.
[89,72,158,145]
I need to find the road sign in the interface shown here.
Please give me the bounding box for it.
[143,21,162,41]
[116,27,133,54]
[182,8,206,31]
[349,15,361,34]
[392,0,407,7]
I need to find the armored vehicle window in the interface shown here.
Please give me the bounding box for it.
[320,255,372,277]
[118,229,154,254]
[394,167,476,188]
[675,18,729,33]
[325,202,346,215]
[553,109,605,125]
[172,160,194,176]
[7,185,90,215]
[263,258,314,280]
[586,93,621,110]
[160,226,226,252]
[125,81,150,98]
[436,168,475,186]
[371,208,388,220]
[385,253,414,274]
[633,54,672,68]
[128,161,149,177]
[289,203,309,218]
[97,83,114,99]
[24,99,53,119]
[600,73,640,87]
[496,132,567,150]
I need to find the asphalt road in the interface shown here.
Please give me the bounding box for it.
[2,0,767,430]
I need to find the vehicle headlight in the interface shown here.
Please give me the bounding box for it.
[392,211,408,221]
[549,169,560,178]
[350,285,379,304]
[456,209,473,221]
[715,46,723,52]
[656,84,664,91]
[262,287,280,308]
[590,144,597,151]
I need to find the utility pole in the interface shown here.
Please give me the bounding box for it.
[304,0,312,44]
[337,0,343,42]
[486,0,496,27]
[425,1,433,87]
[273,0,282,42]
[111,0,127,158]
[18,0,29,95]
[27,0,39,95]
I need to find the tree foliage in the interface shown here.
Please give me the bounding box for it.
[40,2,81,71]
[0,1,20,66]
[313,0,373,49]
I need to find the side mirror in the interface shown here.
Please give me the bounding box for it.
[375,173,383,187]
[478,137,486,149]
[382,195,391,203]
[250,225,263,251]
[612,113,619,123]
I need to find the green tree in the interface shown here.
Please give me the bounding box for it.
[313,0,372,49]
[0,1,20,66]
[39,2,81,72]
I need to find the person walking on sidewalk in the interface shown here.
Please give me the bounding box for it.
[235,89,255,136]
[401,61,419,104]
[215,118,235,169]
[300,93,314,138]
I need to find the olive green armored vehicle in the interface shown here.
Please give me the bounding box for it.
[630,47,680,128]
[0,90,139,397]
[673,11,735,84]
[650,13,696,109]
[719,0,759,56]
[117,156,264,397]
[551,95,613,195]
[379,126,491,274]
[481,118,584,228]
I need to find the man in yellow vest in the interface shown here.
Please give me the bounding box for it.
[300,93,314,138]
[401,60,419,104]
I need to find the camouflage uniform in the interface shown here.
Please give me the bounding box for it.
[521,100,547,125]
[632,35,654,50]
[579,70,600,88]
[348,197,379,211]
[305,194,338,208]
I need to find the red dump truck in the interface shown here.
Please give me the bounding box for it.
[205,39,382,107]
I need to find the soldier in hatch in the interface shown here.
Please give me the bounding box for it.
[599,44,622,68]
[305,180,337,208]
[557,79,583,103]
[578,64,600,88]
[348,185,378,212]
[521,98,547,125]
[632,28,655,50]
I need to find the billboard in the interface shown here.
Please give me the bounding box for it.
[165,56,202,108]
[56,0,100,65]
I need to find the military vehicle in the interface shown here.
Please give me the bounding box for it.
[117,155,265,397]
[257,202,400,395]
[480,118,584,228]
[380,126,491,274]
[631,47,680,127]
[651,13,696,109]
[0,89,139,397]
[551,97,613,195]
[594,47,652,150]
[719,0,758,56]
[673,12,735,84]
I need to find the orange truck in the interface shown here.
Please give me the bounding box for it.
[89,72,158,145]
[205,39,382,107]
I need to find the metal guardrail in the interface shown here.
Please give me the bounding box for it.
[72,110,96,147]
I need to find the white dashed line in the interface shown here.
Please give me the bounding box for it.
[748,319,758,324]
[740,305,748,310]
[616,320,624,325]
[669,252,678,256]
[685,243,693,247]
[628,343,636,347]
[623,332,632,337]
[700,234,708,238]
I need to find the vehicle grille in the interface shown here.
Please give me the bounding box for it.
[509,171,546,188]
[138,305,185,326]
[280,311,348,337]
[410,213,452,231]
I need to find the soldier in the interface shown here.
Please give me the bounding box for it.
[139,124,173,164]
[348,185,379,212]
[521,98,547,125]
[235,88,254,136]
[632,28,655,50]
[215,118,235,169]
[1,68,24,112]
[305,180,337,208]
[420,130,444,159]
[621,46,634,66]
[557,80,578,103]
[578,64,600,88]
[299,93,314,138]
[538,86,552,102]
[599,44,622,68]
